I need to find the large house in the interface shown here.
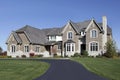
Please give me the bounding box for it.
[6,16,112,57]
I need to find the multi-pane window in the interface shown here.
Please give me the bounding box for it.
[72,44,74,51]
[91,30,97,38]
[66,43,71,51]
[66,43,75,52]
[49,36,56,41]
[68,32,73,39]
[90,42,98,51]
[11,45,16,53]
[24,45,29,52]
[36,47,40,52]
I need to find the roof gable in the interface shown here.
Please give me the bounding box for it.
[6,32,22,44]
[85,20,103,32]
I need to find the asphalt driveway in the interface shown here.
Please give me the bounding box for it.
[34,59,108,80]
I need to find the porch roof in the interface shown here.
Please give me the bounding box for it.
[44,41,56,46]
[64,40,75,44]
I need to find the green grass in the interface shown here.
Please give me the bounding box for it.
[72,57,120,80]
[0,59,49,80]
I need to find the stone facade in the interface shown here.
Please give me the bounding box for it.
[6,16,112,58]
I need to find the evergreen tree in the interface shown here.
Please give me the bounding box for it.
[105,40,117,58]
[0,47,3,54]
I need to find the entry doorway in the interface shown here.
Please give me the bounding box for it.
[81,44,86,54]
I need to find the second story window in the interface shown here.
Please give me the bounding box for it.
[91,30,97,38]
[68,32,73,39]
[49,36,56,41]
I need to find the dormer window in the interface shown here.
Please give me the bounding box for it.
[68,32,73,39]
[90,29,97,38]
[49,35,56,41]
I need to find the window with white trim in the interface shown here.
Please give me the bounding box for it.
[35,47,40,52]
[49,36,56,41]
[66,43,75,52]
[91,30,97,38]
[11,45,16,53]
[68,32,73,39]
[90,42,98,51]
[24,45,29,52]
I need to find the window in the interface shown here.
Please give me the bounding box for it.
[72,44,74,51]
[66,43,75,52]
[90,42,98,51]
[49,36,56,41]
[68,32,73,39]
[91,30,97,38]
[35,47,40,52]
[58,44,61,50]
[66,43,71,51]
[24,45,29,52]
[11,45,16,53]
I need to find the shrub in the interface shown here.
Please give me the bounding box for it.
[81,50,88,57]
[72,53,80,57]
[104,40,117,58]
[29,53,35,57]
[54,54,57,57]
[7,56,12,58]
[36,54,43,57]
[21,55,26,58]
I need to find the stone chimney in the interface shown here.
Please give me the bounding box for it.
[102,16,107,51]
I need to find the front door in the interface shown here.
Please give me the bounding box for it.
[81,44,86,54]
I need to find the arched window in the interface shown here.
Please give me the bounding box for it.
[91,30,97,38]
[90,42,98,51]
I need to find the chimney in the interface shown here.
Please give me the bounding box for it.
[102,16,107,31]
[102,16,107,51]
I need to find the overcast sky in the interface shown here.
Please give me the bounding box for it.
[0,0,120,51]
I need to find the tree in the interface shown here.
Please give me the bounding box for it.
[0,47,3,54]
[104,40,117,58]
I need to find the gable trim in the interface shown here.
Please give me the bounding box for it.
[6,32,18,44]
[61,21,79,34]
[23,31,32,43]
[61,22,70,33]
[85,19,103,32]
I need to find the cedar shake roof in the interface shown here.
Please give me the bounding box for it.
[12,20,112,45]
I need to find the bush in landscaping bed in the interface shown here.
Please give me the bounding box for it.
[21,55,26,58]
[29,53,35,57]
[35,54,43,57]
[81,50,88,57]
[7,56,12,58]
[72,53,80,57]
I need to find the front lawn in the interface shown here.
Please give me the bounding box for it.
[72,57,120,80]
[0,59,49,80]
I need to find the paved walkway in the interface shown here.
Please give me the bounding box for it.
[34,59,108,80]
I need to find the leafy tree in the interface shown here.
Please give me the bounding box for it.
[0,47,3,54]
[104,40,117,58]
